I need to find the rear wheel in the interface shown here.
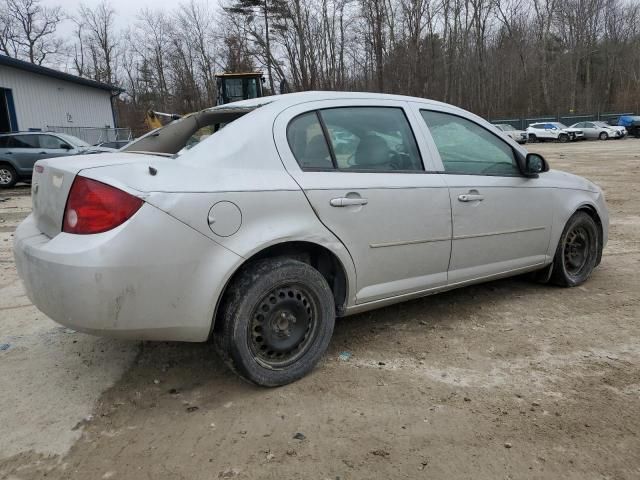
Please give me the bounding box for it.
[550,212,600,287]
[0,165,17,188]
[558,133,569,143]
[215,258,335,386]
[599,132,609,140]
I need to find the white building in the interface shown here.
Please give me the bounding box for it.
[0,55,120,134]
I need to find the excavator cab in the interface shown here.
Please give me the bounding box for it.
[215,72,265,105]
[143,72,264,133]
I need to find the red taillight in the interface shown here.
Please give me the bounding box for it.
[63,177,143,234]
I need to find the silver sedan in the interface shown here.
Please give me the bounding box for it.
[570,121,626,140]
[14,92,609,386]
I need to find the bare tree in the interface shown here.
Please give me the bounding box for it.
[38,0,639,131]
[2,0,63,64]
[75,1,118,84]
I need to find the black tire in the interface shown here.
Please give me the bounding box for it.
[0,164,18,188]
[528,134,537,143]
[550,212,600,287]
[215,258,335,387]
[599,132,609,141]
[558,133,569,143]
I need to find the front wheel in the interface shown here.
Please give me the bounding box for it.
[215,258,335,386]
[528,134,538,143]
[558,133,569,143]
[550,212,600,287]
[599,132,609,140]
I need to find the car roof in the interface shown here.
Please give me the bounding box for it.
[218,90,455,111]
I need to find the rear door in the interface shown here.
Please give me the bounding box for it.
[274,100,452,305]
[8,134,43,176]
[415,106,553,284]
[529,124,550,140]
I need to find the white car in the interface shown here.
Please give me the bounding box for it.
[13,92,609,386]
[569,121,626,140]
[493,124,528,144]
[526,122,584,142]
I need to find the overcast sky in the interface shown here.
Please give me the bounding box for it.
[48,0,218,37]
[42,0,221,71]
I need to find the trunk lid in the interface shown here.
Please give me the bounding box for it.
[31,153,150,238]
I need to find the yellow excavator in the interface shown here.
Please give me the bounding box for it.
[144,72,265,131]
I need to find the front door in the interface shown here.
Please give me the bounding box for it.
[275,100,452,304]
[37,134,75,159]
[417,107,553,284]
[580,122,598,139]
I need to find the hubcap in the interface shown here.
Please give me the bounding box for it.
[249,285,318,368]
[0,168,12,185]
[563,227,590,276]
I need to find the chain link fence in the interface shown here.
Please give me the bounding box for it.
[489,113,635,130]
[45,126,133,146]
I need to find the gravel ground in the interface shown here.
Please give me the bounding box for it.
[0,139,639,479]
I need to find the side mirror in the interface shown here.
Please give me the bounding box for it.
[524,153,549,177]
[61,143,72,150]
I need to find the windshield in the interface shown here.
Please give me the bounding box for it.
[594,122,610,127]
[554,123,568,129]
[499,124,515,131]
[56,133,91,148]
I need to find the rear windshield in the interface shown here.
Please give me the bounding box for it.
[122,105,262,156]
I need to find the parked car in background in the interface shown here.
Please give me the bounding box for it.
[526,122,584,142]
[493,124,527,144]
[617,115,640,138]
[569,121,626,140]
[0,132,113,188]
[14,92,608,386]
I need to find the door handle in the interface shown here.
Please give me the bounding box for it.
[330,197,368,207]
[458,193,484,202]
[39,151,47,154]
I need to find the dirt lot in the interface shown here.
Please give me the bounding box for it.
[1,140,639,480]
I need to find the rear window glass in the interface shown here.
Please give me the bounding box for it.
[287,112,333,169]
[12,135,40,148]
[319,107,423,171]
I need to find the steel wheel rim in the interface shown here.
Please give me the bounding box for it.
[0,168,12,185]
[248,283,319,369]
[563,226,590,276]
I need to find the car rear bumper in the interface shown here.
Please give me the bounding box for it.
[13,204,241,342]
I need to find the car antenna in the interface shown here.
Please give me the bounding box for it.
[148,165,157,176]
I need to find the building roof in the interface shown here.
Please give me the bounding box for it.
[0,55,123,93]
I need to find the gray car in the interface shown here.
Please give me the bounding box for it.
[0,132,109,188]
[13,92,609,386]
[569,121,626,140]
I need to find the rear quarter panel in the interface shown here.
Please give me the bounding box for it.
[144,188,357,310]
